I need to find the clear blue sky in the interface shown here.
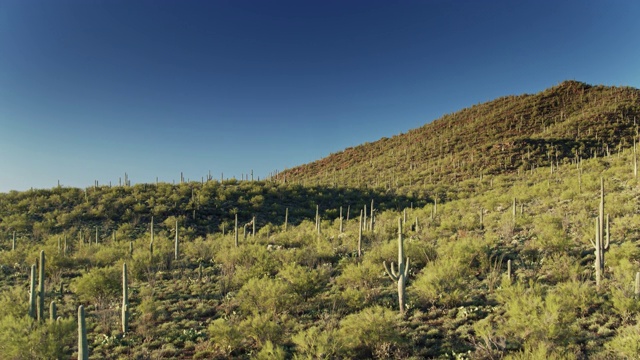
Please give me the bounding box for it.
[1,0,639,191]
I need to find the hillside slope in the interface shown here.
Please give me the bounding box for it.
[278,81,640,191]
[2,134,640,359]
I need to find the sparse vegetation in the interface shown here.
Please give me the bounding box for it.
[1,81,640,358]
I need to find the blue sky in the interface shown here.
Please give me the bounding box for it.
[1,0,639,191]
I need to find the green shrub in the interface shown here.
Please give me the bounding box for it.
[0,292,75,360]
[207,318,244,356]
[292,325,343,359]
[236,276,299,316]
[338,306,403,358]
[494,280,593,351]
[506,341,577,360]
[278,262,330,301]
[216,245,279,290]
[531,213,572,254]
[254,340,287,360]
[72,264,120,307]
[411,253,471,307]
[239,313,286,348]
[411,236,485,307]
[603,315,640,358]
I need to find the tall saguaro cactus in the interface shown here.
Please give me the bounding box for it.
[284,208,288,232]
[122,263,129,333]
[589,178,610,289]
[383,218,410,313]
[149,216,154,259]
[234,213,239,247]
[370,199,374,231]
[358,210,363,257]
[78,305,89,360]
[29,264,36,319]
[174,220,179,261]
[38,250,45,322]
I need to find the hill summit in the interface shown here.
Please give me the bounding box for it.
[278,81,640,190]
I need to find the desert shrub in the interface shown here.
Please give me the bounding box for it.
[87,244,128,267]
[292,325,343,359]
[335,261,382,292]
[603,315,640,358]
[494,280,594,351]
[0,287,76,360]
[506,341,577,360]
[278,262,330,301]
[607,241,640,267]
[72,264,120,308]
[531,213,572,254]
[609,258,640,317]
[412,236,485,307]
[537,253,583,284]
[365,236,434,272]
[411,253,472,307]
[182,236,216,263]
[128,251,156,282]
[334,286,368,312]
[338,306,403,358]
[235,276,299,316]
[215,244,279,289]
[207,318,244,356]
[254,340,287,360]
[239,313,286,348]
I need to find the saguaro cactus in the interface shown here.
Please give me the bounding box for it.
[29,264,36,319]
[364,205,368,230]
[78,305,89,360]
[370,199,374,231]
[38,250,45,322]
[358,210,363,257]
[589,178,610,289]
[284,208,288,232]
[339,206,343,234]
[635,271,640,298]
[122,263,129,333]
[174,220,179,261]
[50,301,57,323]
[316,205,320,234]
[12,231,15,251]
[383,218,410,313]
[149,217,154,259]
[234,214,239,247]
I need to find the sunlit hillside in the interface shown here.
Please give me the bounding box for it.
[1,82,640,359]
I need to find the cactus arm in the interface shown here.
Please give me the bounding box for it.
[604,214,610,250]
[29,264,36,319]
[403,257,410,278]
[383,261,399,281]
